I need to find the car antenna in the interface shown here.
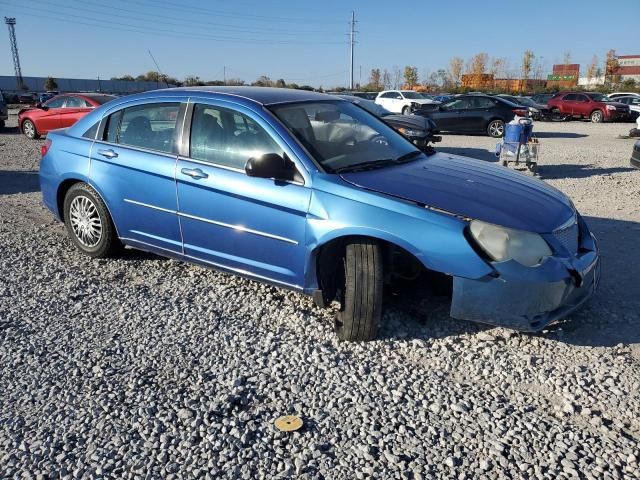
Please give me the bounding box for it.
[148,49,169,88]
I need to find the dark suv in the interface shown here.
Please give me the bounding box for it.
[547,92,630,123]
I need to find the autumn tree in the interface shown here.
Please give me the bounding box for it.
[403,66,418,88]
[605,49,620,87]
[521,50,535,80]
[44,76,58,91]
[448,57,464,87]
[586,55,599,82]
[469,53,488,76]
[392,66,402,89]
[369,68,381,90]
[382,69,391,89]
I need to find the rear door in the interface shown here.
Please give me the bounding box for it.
[175,100,310,288]
[90,99,185,252]
[58,96,93,128]
[573,94,590,117]
[562,94,578,116]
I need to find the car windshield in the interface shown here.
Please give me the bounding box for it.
[515,97,535,106]
[402,91,423,99]
[270,100,422,173]
[587,93,610,102]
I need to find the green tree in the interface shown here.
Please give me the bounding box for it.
[44,76,58,91]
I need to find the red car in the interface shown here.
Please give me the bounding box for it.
[19,93,116,139]
[547,92,630,123]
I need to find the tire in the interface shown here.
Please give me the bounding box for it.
[402,106,411,115]
[590,109,604,123]
[22,119,40,139]
[63,183,122,258]
[551,108,564,122]
[487,119,505,138]
[335,239,383,342]
[0,120,5,130]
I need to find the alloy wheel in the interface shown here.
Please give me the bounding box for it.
[591,111,603,123]
[23,120,36,138]
[488,120,504,137]
[69,195,103,247]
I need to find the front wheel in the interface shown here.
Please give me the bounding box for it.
[335,239,383,342]
[551,108,565,122]
[63,183,122,258]
[590,109,604,123]
[487,119,505,138]
[22,119,40,139]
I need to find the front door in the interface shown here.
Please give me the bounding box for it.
[90,100,184,253]
[38,95,68,131]
[429,97,472,132]
[176,101,310,288]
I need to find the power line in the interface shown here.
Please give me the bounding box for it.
[0,5,346,46]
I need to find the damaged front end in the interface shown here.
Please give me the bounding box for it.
[451,215,600,331]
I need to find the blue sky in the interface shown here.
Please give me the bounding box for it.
[0,0,638,87]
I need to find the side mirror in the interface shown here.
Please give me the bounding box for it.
[35,102,42,108]
[245,153,294,181]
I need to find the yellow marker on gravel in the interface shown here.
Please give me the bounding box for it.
[274,415,303,432]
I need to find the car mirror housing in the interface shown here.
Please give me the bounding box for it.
[245,153,293,181]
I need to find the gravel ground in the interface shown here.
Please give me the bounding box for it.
[1,115,639,479]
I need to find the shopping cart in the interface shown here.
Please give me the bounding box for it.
[495,118,540,173]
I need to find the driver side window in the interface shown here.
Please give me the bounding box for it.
[45,97,66,108]
[190,104,282,170]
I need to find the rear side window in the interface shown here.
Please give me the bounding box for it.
[82,121,100,139]
[65,96,86,108]
[103,103,180,154]
[564,94,578,101]
[471,97,496,108]
[190,103,281,169]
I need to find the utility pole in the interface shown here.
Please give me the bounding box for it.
[5,17,25,90]
[349,11,356,90]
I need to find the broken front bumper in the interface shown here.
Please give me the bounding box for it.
[450,229,600,332]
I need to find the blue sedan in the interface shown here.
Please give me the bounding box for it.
[39,87,600,341]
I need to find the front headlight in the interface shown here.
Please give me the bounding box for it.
[529,107,539,113]
[605,104,616,111]
[397,127,425,137]
[469,220,551,267]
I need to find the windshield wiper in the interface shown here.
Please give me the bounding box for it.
[335,150,423,173]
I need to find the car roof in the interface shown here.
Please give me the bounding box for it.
[159,86,332,105]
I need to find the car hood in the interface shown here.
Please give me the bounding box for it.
[409,99,437,105]
[339,153,574,233]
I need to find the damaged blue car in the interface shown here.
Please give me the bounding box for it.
[39,87,600,341]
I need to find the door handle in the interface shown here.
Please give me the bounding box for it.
[97,149,118,159]
[181,167,208,180]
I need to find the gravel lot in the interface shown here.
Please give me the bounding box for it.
[1,114,639,479]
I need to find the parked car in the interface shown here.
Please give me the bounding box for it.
[529,93,556,105]
[632,140,640,169]
[17,92,36,104]
[338,95,441,149]
[613,95,640,119]
[350,92,378,100]
[608,92,640,100]
[375,90,438,114]
[39,87,599,341]
[0,91,7,129]
[547,92,630,123]
[18,93,116,139]
[498,94,550,121]
[414,94,528,137]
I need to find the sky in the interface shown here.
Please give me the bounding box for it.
[0,0,638,88]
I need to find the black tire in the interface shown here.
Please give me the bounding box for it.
[22,119,40,139]
[402,106,411,115]
[63,183,122,258]
[487,119,505,138]
[0,120,5,130]
[335,239,383,341]
[590,109,604,123]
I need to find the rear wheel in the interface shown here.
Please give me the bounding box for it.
[487,119,505,138]
[0,120,5,129]
[63,183,122,258]
[22,119,40,139]
[335,239,383,342]
[590,109,604,123]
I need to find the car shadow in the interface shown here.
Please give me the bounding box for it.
[534,132,588,139]
[0,170,40,194]
[538,164,636,180]
[438,147,498,163]
[0,125,23,135]
[378,216,640,348]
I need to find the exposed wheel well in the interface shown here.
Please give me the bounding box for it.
[314,235,450,306]
[56,179,83,221]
